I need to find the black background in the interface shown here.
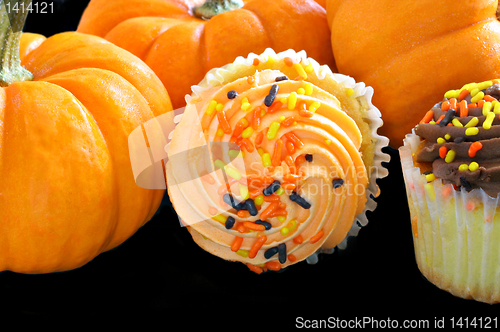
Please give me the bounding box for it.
[3,0,499,326]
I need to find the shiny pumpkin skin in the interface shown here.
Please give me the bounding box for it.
[0,32,172,273]
[76,0,336,109]
[327,0,500,147]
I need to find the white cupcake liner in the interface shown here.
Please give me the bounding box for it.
[400,131,500,304]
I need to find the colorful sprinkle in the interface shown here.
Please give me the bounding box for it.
[261,152,272,167]
[469,161,479,172]
[460,176,472,192]
[264,84,279,107]
[465,127,479,136]
[255,219,272,230]
[267,121,281,140]
[332,178,344,189]
[206,100,218,115]
[225,216,236,229]
[263,180,281,196]
[425,173,436,182]
[304,83,313,96]
[288,92,298,110]
[275,75,288,82]
[483,112,495,129]
[289,192,311,209]
[468,141,483,157]
[278,243,287,263]
[445,149,456,163]
[227,90,238,99]
[465,117,479,127]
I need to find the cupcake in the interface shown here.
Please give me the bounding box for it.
[400,79,500,303]
[166,49,389,273]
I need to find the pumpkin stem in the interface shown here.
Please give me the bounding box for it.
[194,0,244,20]
[0,0,33,86]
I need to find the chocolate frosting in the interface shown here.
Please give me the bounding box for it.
[414,82,500,198]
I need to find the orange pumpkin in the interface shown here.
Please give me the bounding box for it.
[76,0,335,109]
[0,4,172,273]
[327,0,500,147]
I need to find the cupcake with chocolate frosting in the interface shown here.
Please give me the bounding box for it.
[166,49,389,273]
[400,79,500,303]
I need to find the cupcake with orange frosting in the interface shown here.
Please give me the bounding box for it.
[400,79,500,303]
[166,49,389,273]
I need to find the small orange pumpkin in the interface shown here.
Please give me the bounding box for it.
[0,2,172,273]
[327,0,500,147]
[77,0,335,109]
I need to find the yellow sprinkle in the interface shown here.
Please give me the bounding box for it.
[458,164,469,172]
[236,250,249,257]
[309,101,321,113]
[425,173,436,182]
[452,118,463,127]
[483,112,495,130]
[444,134,451,140]
[288,92,298,110]
[241,102,252,112]
[260,109,266,117]
[477,80,493,91]
[429,120,436,125]
[304,83,313,96]
[293,121,298,126]
[266,56,275,65]
[325,139,332,145]
[257,148,265,156]
[469,161,479,172]
[214,159,226,170]
[277,216,286,223]
[275,187,284,195]
[287,219,297,231]
[242,126,254,138]
[482,101,492,116]
[304,63,314,73]
[279,115,286,122]
[216,103,224,112]
[280,227,289,236]
[293,63,307,79]
[254,194,264,206]
[228,149,242,159]
[445,149,456,163]
[280,97,288,104]
[470,87,480,97]
[267,121,281,140]
[424,182,436,201]
[437,137,446,144]
[297,88,305,95]
[465,127,479,136]
[346,88,354,97]
[465,117,479,127]
[471,91,485,103]
[262,152,272,167]
[444,90,459,99]
[206,100,217,115]
[216,128,224,137]
[494,101,500,114]
[225,166,242,180]
[239,184,249,200]
[211,214,227,223]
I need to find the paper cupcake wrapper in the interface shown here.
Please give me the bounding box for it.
[186,48,390,262]
[400,132,500,304]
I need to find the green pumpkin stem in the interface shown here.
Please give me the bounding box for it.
[0,0,33,86]
[194,0,244,20]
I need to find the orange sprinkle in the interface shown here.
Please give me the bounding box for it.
[468,141,483,157]
[247,76,255,85]
[310,229,325,244]
[285,141,296,154]
[468,102,477,108]
[282,182,296,191]
[295,154,306,165]
[285,132,304,148]
[283,172,302,183]
[267,101,283,113]
[299,108,314,118]
[243,221,266,231]
[411,216,418,238]
[478,100,485,108]
[484,94,498,102]
[208,206,218,216]
[293,235,303,244]
[253,58,260,66]
[282,116,297,127]
[284,57,294,67]
[246,263,263,274]
[419,110,434,124]
[237,210,250,219]
[439,146,448,159]
[255,131,264,146]
[466,201,475,211]
[236,223,246,233]
[266,208,287,218]
[265,260,282,271]
[272,139,283,167]
[263,194,280,202]
[458,89,469,101]
[238,138,255,152]
[217,110,232,134]
[441,100,450,111]
[249,235,267,258]
[435,114,445,124]
[441,185,452,198]
[249,189,261,199]
[218,183,230,195]
[233,118,248,138]
[231,236,243,252]
[449,98,457,110]
[201,173,215,185]
[459,100,468,117]
[252,107,261,129]
[260,201,279,220]
[287,254,297,262]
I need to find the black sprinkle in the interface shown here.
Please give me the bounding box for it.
[264,84,279,107]
[460,176,472,192]
[223,194,246,211]
[227,90,238,99]
[263,180,281,196]
[255,219,272,230]
[454,137,465,143]
[422,170,432,175]
[278,243,287,264]
[264,246,279,259]
[289,192,311,209]
[305,154,313,162]
[225,216,236,229]
[332,178,344,189]
[245,199,258,216]
[275,76,288,82]
[439,109,455,127]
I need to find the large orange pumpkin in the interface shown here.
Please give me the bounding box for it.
[76,0,336,109]
[0,3,172,273]
[327,0,500,147]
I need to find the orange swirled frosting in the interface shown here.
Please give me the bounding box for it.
[167,50,388,273]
